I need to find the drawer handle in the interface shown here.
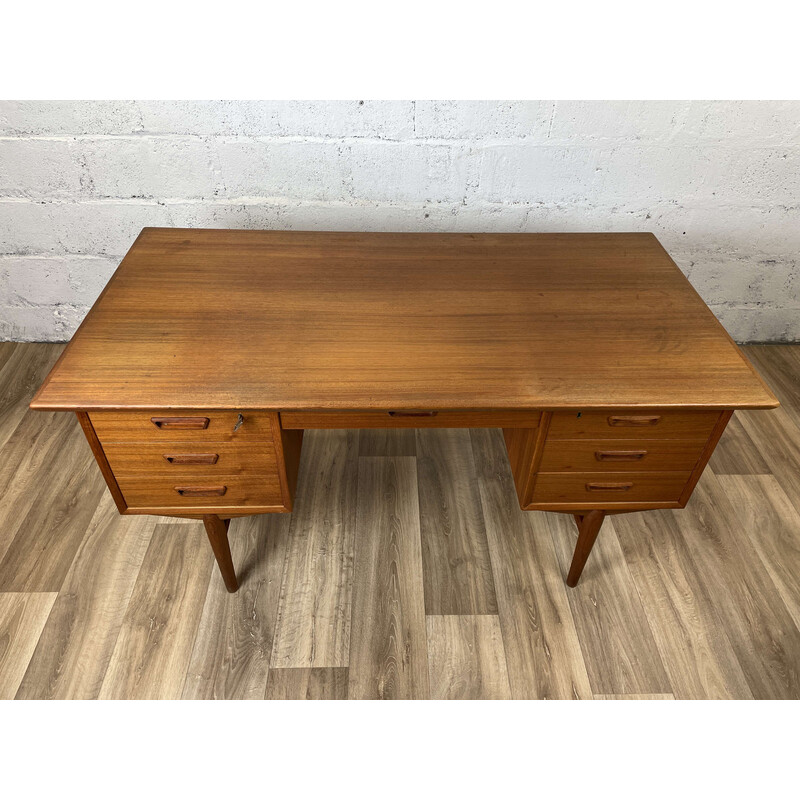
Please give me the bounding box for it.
[175,485,227,497]
[607,415,661,427]
[595,450,648,462]
[585,482,634,492]
[388,411,438,417]
[151,416,210,430]
[164,453,219,465]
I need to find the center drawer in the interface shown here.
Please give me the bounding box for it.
[280,409,541,429]
[538,438,707,473]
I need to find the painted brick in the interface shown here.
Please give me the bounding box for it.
[477,146,605,203]
[214,139,350,201]
[0,304,88,340]
[548,101,689,144]
[709,305,800,342]
[47,201,172,256]
[79,137,219,199]
[0,201,54,254]
[0,140,86,199]
[677,101,800,147]
[348,140,473,203]
[275,101,414,139]
[0,100,142,135]
[0,256,116,306]
[701,148,800,205]
[414,100,553,140]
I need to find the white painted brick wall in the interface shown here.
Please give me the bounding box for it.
[0,100,798,341]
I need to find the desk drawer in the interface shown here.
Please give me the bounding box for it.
[530,471,691,506]
[547,411,720,440]
[280,409,541,429]
[89,410,274,442]
[102,440,279,479]
[116,473,284,510]
[538,438,706,473]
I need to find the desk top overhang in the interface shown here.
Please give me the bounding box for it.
[31,228,778,412]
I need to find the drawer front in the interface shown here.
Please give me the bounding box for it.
[547,411,720,440]
[115,473,284,510]
[538,439,707,473]
[89,410,275,442]
[280,409,541,429]
[530,471,691,506]
[102,440,280,479]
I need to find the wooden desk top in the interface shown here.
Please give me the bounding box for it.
[31,228,778,411]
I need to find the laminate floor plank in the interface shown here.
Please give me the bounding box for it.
[359,428,416,457]
[426,615,511,700]
[549,515,673,695]
[0,410,107,591]
[0,343,63,451]
[0,592,57,699]
[270,430,359,669]
[653,472,800,699]
[708,412,771,475]
[417,429,497,615]
[0,343,17,381]
[738,406,800,519]
[717,475,800,631]
[348,457,429,699]
[98,523,214,699]
[15,495,156,699]
[745,345,800,421]
[470,428,593,699]
[613,510,754,699]
[264,667,348,699]
[183,513,292,700]
[594,694,675,700]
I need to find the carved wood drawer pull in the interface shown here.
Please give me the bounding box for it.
[163,453,219,465]
[388,410,438,417]
[607,415,661,427]
[175,485,227,497]
[585,482,634,492]
[151,417,210,429]
[595,450,648,461]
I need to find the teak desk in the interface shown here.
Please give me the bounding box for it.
[31,229,778,593]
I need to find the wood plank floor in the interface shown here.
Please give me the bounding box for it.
[1,343,799,700]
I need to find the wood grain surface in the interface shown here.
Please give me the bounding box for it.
[613,508,754,699]
[470,428,593,699]
[30,229,777,411]
[15,496,155,699]
[0,592,57,699]
[3,344,798,700]
[98,523,214,699]
[426,615,511,699]
[182,513,291,699]
[550,513,673,695]
[416,428,497,615]
[264,667,348,699]
[348,457,429,699]
[270,430,358,668]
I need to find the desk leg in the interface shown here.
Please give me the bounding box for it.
[203,515,239,593]
[566,510,606,587]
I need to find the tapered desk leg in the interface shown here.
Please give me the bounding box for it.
[566,510,606,587]
[203,515,239,593]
